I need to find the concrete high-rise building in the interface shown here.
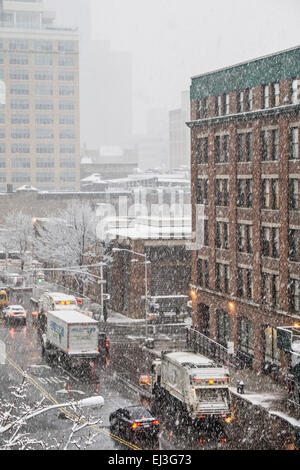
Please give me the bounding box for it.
[80,39,132,149]
[169,90,191,170]
[0,0,80,191]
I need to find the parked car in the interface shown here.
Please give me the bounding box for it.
[4,305,26,325]
[109,406,159,442]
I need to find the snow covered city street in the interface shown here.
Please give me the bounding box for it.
[0,0,299,460]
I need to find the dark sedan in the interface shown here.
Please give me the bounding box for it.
[109,406,159,442]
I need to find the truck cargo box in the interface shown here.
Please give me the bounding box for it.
[46,310,99,357]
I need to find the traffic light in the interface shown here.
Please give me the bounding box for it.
[36,271,45,283]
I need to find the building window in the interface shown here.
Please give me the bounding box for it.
[0,144,5,153]
[0,158,5,168]
[36,143,54,154]
[35,100,53,110]
[34,40,53,52]
[215,221,229,250]
[35,85,53,96]
[261,130,269,160]
[11,114,29,125]
[59,100,75,111]
[237,132,252,162]
[224,94,229,115]
[215,263,230,293]
[238,318,254,358]
[217,310,230,347]
[11,158,30,169]
[10,70,29,80]
[264,326,280,365]
[36,129,54,139]
[237,224,253,254]
[10,84,29,95]
[9,40,28,51]
[60,158,76,169]
[289,278,299,312]
[237,179,252,208]
[214,135,221,163]
[261,226,279,258]
[36,158,54,169]
[58,55,75,67]
[237,267,253,300]
[203,219,209,246]
[289,229,299,262]
[60,144,75,154]
[200,98,208,119]
[198,258,209,288]
[11,143,29,154]
[245,88,253,111]
[292,79,300,105]
[10,55,28,65]
[34,55,53,66]
[11,128,30,139]
[197,179,208,205]
[273,83,280,107]
[58,41,75,52]
[271,129,279,160]
[59,86,75,97]
[289,179,299,210]
[261,179,279,209]
[263,84,269,108]
[215,95,222,116]
[35,115,54,125]
[197,137,208,164]
[35,70,53,81]
[59,129,75,139]
[215,179,229,206]
[59,115,75,125]
[36,173,55,183]
[58,72,74,81]
[237,91,244,113]
[290,127,299,160]
[60,173,76,183]
[11,173,30,183]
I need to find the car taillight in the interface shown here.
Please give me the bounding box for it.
[152,420,159,425]
[131,422,141,430]
[221,438,227,445]
[199,439,206,445]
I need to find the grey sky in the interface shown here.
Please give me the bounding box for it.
[47,0,300,134]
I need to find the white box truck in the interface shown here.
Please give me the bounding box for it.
[42,310,99,372]
[144,351,231,421]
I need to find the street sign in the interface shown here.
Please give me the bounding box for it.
[102,294,110,301]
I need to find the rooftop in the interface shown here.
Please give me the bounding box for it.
[191,45,300,100]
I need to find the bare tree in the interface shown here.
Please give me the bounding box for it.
[0,380,102,450]
[1,212,34,271]
[34,201,98,294]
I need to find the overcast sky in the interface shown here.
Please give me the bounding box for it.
[47,0,300,134]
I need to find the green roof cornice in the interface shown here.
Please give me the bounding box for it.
[190,46,300,100]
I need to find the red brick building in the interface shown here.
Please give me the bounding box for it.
[188,46,300,371]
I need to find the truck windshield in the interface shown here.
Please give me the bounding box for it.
[195,389,228,402]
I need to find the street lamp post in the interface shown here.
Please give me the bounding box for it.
[112,247,151,339]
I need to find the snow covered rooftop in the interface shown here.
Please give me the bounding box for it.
[165,351,214,367]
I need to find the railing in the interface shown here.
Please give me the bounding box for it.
[185,326,255,369]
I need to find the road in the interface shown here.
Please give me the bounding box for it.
[0,315,233,450]
[0,322,147,450]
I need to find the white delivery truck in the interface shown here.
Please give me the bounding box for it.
[146,351,231,421]
[41,310,100,373]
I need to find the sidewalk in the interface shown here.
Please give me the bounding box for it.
[97,307,300,430]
